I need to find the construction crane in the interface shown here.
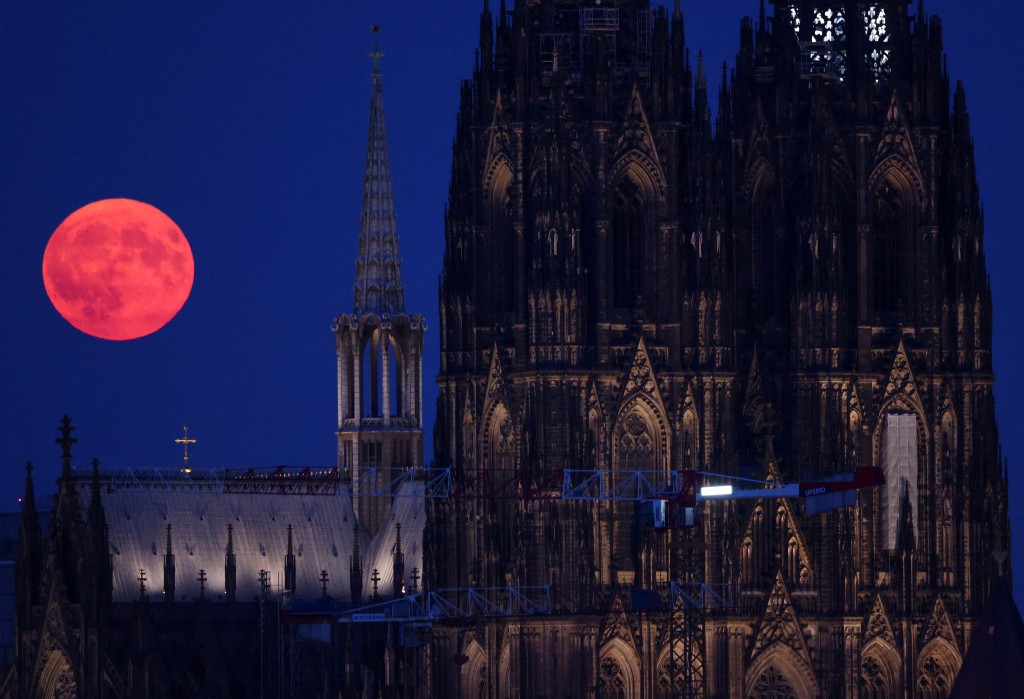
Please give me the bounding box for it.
[563,466,885,527]
[562,465,885,698]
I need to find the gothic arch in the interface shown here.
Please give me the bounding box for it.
[461,639,489,699]
[497,638,513,699]
[748,161,781,317]
[612,397,668,472]
[36,647,76,699]
[916,638,961,699]
[859,638,901,698]
[608,163,657,310]
[741,157,775,204]
[609,151,664,203]
[744,644,819,699]
[482,402,515,471]
[598,636,641,699]
[483,154,514,197]
[871,397,929,552]
[868,157,924,208]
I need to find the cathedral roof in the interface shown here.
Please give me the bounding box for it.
[950,576,1024,698]
[77,473,424,604]
[353,28,405,317]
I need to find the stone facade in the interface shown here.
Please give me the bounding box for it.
[428,1,1009,697]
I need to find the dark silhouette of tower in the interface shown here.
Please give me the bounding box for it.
[429,1,1009,696]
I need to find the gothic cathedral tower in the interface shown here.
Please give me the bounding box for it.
[430,1,1009,697]
[335,30,425,537]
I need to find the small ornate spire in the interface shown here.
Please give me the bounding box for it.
[350,522,364,604]
[285,524,296,593]
[164,524,176,602]
[353,26,406,317]
[225,524,237,602]
[56,415,76,479]
[392,522,405,597]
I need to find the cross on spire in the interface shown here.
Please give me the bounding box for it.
[320,569,330,599]
[370,25,384,78]
[371,568,381,600]
[197,569,207,600]
[175,425,197,475]
[137,569,147,597]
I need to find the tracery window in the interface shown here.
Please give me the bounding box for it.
[753,178,779,319]
[811,7,847,76]
[872,180,908,315]
[612,179,647,309]
[917,656,951,699]
[860,654,892,699]
[488,164,515,318]
[749,666,797,699]
[863,6,891,79]
[599,657,627,699]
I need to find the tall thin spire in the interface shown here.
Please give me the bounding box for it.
[354,25,405,317]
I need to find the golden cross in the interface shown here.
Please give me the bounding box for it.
[175,425,197,474]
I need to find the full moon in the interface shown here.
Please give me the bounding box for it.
[42,199,194,341]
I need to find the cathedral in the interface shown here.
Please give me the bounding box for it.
[428,0,1009,697]
[9,1,1013,698]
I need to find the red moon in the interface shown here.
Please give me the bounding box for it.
[42,199,194,341]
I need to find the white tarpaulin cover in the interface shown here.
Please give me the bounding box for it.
[882,413,918,550]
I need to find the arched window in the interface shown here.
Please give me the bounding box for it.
[488,162,515,319]
[612,178,648,309]
[880,412,918,550]
[752,173,779,320]
[872,179,911,315]
[748,665,797,699]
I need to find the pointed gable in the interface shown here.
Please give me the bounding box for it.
[876,91,920,171]
[882,337,925,415]
[483,90,514,189]
[864,594,898,647]
[612,86,666,197]
[751,571,813,666]
[922,596,960,649]
[600,595,639,650]
[621,337,665,409]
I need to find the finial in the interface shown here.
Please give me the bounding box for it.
[197,569,207,600]
[370,25,384,79]
[138,568,147,597]
[320,569,330,599]
[994,550,1008,576]
[57,415,76,462]
[23,462,35,508]
[175,425,196,475]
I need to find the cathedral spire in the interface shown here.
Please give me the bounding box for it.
[285,524,297,594]
[164,523,175,602]
[350,522,363,604]
[225,524,236,602]
[354,25,405,317]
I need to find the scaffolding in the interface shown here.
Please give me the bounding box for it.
[223,465,341,495]
[350,466,452,498]
[539,33,580,85]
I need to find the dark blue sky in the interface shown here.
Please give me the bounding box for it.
[3,1,1023,593]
